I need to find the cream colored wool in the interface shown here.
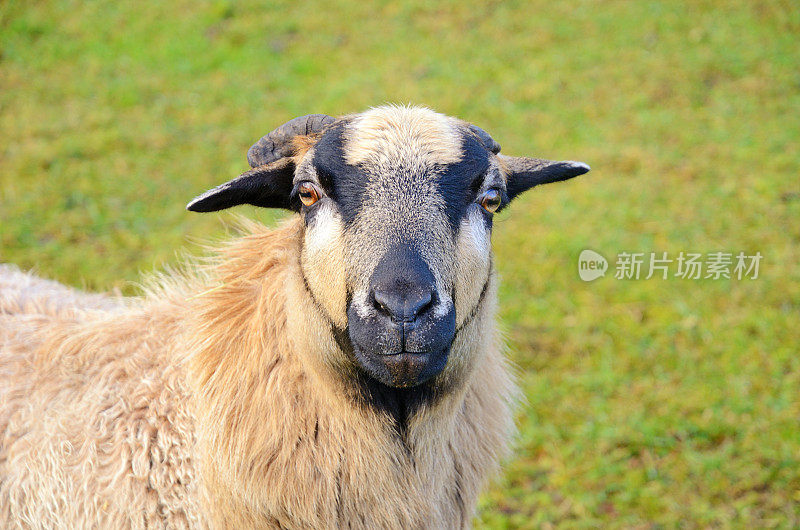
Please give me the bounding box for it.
[0,218,517,529]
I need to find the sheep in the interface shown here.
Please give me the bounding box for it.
[0,105,589,529]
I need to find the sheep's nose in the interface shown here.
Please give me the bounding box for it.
[349,248,456,385]
[372,286,434,323]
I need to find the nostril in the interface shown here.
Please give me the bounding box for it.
[412,289,434,319]
[372,291,390,315]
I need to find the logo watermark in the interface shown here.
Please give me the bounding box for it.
[578,250,762,281]
[578,249,609,281]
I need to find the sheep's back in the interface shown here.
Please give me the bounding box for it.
[0,266,202,528]
[0,265,125,318]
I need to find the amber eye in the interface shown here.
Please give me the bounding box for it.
[298,182,320,207]
[479,189,502,213]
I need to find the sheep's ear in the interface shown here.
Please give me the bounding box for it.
[186,158,295,212]
[499,155,589,207]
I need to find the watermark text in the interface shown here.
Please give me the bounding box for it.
[578,250,762,281]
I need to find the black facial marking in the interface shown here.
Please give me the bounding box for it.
[311,122,369,226]
[435,132,492,232]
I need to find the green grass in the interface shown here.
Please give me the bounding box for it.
[2,0,798,526]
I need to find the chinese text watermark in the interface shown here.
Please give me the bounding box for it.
[578,250,762,282]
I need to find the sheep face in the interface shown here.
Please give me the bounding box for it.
[295,107,500,389]
[187,105,589,392]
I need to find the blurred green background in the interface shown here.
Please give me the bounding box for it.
[2,0,798,527]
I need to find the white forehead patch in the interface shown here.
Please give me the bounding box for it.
[344,105,462,168]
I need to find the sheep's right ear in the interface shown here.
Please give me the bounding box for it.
[186,158,296,212]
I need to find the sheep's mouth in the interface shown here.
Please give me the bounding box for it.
[380,350,431,356]
[376,350,441,388]
[351,343,450,389]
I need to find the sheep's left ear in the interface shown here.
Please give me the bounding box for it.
[499,155,590,207]
[186,157,295,212]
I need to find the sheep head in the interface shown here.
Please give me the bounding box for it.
[188,106,589,391]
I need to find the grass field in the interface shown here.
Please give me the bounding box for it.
[2,0,799,526]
